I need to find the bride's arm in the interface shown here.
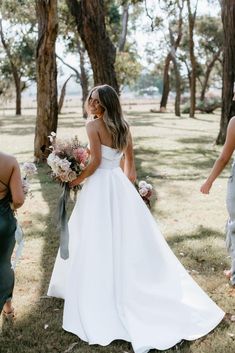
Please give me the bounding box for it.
[69,123,101,187]
[123,132,137,183]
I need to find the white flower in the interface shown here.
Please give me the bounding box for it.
[146,183,153,190]
[68,171,77,182]
[22,162,37,177]
[139,187,148,197]
[139,180,147,188]
[22,177,30,194]
[51,132,56,137]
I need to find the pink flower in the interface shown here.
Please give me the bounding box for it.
[73,148,89,164]
[139,187,149,197]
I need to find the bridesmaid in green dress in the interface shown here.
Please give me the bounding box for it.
[0,152,24,318]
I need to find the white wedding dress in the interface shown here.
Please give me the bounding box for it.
[48,144,224,353]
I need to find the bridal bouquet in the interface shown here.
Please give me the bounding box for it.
[47,132,89,260]
[136,180,154,209]
[47,132,89,185]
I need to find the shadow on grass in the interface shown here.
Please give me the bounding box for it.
[167,226,228,275]
[177,136,214,144]
[134,142,220,181]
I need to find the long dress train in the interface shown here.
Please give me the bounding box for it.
[48,144,224,353]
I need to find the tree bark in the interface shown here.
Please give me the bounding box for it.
[34,0,58,162]
[160,0,184,112]
[66,0,119,93]
[77,37,89,117]
[0,19,22,115]
[118,3,129,52]
[171,53,181,116]
[216,0,235,144]
[58,75,74,114]
[160,53,171,111]
[187,0,198,118]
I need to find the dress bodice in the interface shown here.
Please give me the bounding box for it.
[98,144,123,169]
[0,193,12,215]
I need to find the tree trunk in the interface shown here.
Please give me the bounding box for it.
[77,37,89,118]
[66,0,119,93]
[200,48,222,101]
[15,76,21,115]
[34,0,58,162]
[118,3,129,52]
[216,0,235,144]
[172,54,181,116]
[160,0,184,112]
[160,53,171,111]
[58,75,74,114]
[187,0,198,118]
[0,19,22,115]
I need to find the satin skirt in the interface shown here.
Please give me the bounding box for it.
[48,166,224,353]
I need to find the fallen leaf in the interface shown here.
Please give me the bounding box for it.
[63,342,79,353]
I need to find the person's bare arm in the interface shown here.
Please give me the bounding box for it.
[9,158,25,209]
[123,132,137,183]
[69,122,101,187]
[200,116,235,194]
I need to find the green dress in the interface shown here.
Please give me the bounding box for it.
[0,180,16,314]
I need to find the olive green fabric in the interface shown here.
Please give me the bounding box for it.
[0,193,16,314]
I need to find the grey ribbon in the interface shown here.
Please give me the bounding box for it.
[56,183,70,260]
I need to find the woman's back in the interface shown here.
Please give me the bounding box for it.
[0,152,24,208]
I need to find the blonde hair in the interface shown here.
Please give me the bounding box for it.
[85,84,129,151]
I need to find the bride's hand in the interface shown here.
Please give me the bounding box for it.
[69,177,81,188]
[126,169,137,183]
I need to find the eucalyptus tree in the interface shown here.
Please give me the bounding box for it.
[216,0,235,144]
[196,15,223,101]
[34,0,58,161]
[0,0,36,115]
[66,0,119,93]
[106,0,142,90]
[158,0,185,116]
[58,1,90,116]
[186,0,198,118]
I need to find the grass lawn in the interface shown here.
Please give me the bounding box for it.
[0,101,234,353]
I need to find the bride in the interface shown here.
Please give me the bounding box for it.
[48,84,224,353]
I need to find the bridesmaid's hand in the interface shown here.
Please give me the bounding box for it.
[200,180,212,194]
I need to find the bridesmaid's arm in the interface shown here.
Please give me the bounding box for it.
[123,132,137,183]
[9,157,25,209]
[69,123,101,187]
[200,116,235,194]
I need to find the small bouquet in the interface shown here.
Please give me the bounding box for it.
[21,162,37,196]
[136,180,154,209]
[12,162,37,269]
[47,132,89,260]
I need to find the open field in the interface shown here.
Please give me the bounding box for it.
[0,101,234,353]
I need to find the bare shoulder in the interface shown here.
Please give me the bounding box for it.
[85,119,98,131]
[228,116,235,128]
[0,152,17,165]
[227,117,235,137]
[86,118,103,132]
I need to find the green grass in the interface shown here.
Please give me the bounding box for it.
[0,103,234,353]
